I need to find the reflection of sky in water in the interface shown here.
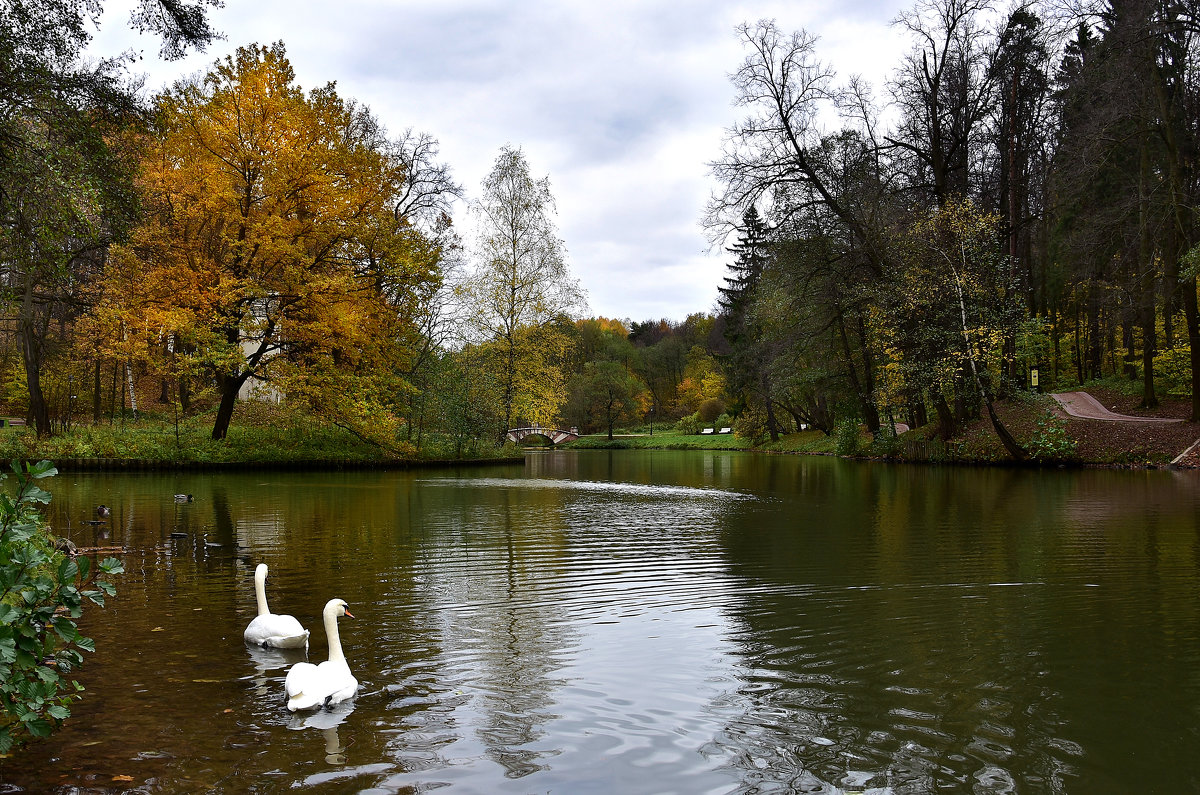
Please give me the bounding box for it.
[6,458,1200,793]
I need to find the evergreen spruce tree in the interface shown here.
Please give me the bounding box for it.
[718,206,780,440]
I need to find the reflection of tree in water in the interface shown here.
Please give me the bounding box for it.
[703,583,1080,793]
[473,492,573,778]
[411,482,576,780]
[700,463,1106,793]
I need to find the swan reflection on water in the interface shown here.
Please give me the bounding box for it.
[244,644,308,697]
[288,700,354,765]
[246,643,308,671]
[246,643,354,765]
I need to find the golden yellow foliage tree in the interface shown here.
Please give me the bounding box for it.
[85,43,439,443]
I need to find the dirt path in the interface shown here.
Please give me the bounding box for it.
[1051,391,1184,423]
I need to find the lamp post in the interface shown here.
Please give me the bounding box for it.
[649,405,655,436]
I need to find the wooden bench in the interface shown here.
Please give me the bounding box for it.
[699,428,714,434]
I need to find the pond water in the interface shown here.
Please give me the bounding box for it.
[1,451,1199,793]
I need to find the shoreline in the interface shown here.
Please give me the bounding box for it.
[559,439,1197,470]
[38,456,527,473]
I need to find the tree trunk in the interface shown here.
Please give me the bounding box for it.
[760,373,779,442]
[109,362,118,424]
[835,310,880,435]
[501,337,516,440]
[19,273,50,438]
[856,313,881,433]
[19,322,49,438]
[93,360,102,425]
[1122,319,1137,379]
[985,397,1028,461]
[1087,292,1102,380]
[933,391,956,439]
[126,363,139,417]
[950,256,1028,460]
[211,373,248,440]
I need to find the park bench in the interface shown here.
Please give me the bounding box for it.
[699,428,714,434]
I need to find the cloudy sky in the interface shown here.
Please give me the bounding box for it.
[88,0,910,322]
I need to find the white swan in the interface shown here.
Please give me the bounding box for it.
[284,598,358,711]
[243,564,310,650]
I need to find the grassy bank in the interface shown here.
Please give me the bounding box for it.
[564,427,840,454]
[10,379,1196,469]
[566,430,748,450]
[563,383,1200,468]
[0,403,522,467]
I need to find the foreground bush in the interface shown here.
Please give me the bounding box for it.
[0,461,122,753]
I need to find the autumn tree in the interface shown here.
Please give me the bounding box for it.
[90,43,439,443]
[627,313,719,419]
[566,361,646,439]
[459,145,585,434]
[561,318,650,437]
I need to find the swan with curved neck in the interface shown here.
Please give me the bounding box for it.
[243,564,309,650]
[285,598,357,711]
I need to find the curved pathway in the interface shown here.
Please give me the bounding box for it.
[1050,391,1183,423]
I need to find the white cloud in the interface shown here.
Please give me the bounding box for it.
[87,0,911,322]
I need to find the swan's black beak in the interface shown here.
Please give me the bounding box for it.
[343,609,355,619]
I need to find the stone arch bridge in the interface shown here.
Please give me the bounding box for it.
[505,426,579,445]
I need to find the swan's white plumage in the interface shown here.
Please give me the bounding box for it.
[243,564,309,650]
[285,598,357,711]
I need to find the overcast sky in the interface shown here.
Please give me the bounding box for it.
[87,0,910,323]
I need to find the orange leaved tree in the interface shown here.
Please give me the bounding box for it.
[88,43,438,442]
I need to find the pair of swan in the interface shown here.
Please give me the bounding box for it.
[244,563,358,711]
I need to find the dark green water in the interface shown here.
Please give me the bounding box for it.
[1,451,1198,793]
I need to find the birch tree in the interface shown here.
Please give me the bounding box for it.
[460,145,585,433]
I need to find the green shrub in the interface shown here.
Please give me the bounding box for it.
[868,431,902,459]
[675,413,702,435]
[698,398,724,424]
[732,405,769,445]
[1027,412,1078,463]
[1153,345,1192,397]
[834,416,864,456]
[0,461,122,753]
